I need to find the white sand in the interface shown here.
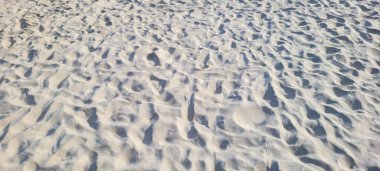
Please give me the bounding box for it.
[0,0,380,170]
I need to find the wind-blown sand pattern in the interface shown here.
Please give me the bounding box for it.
[0,0,380,170]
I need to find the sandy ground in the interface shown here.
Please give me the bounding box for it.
[0,0,380,170]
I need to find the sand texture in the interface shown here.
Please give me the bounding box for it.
[0,0,380,170]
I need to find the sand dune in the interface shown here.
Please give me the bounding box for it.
[0,0,380,170]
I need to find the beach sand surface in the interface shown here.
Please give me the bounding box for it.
[0,0,380,170]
